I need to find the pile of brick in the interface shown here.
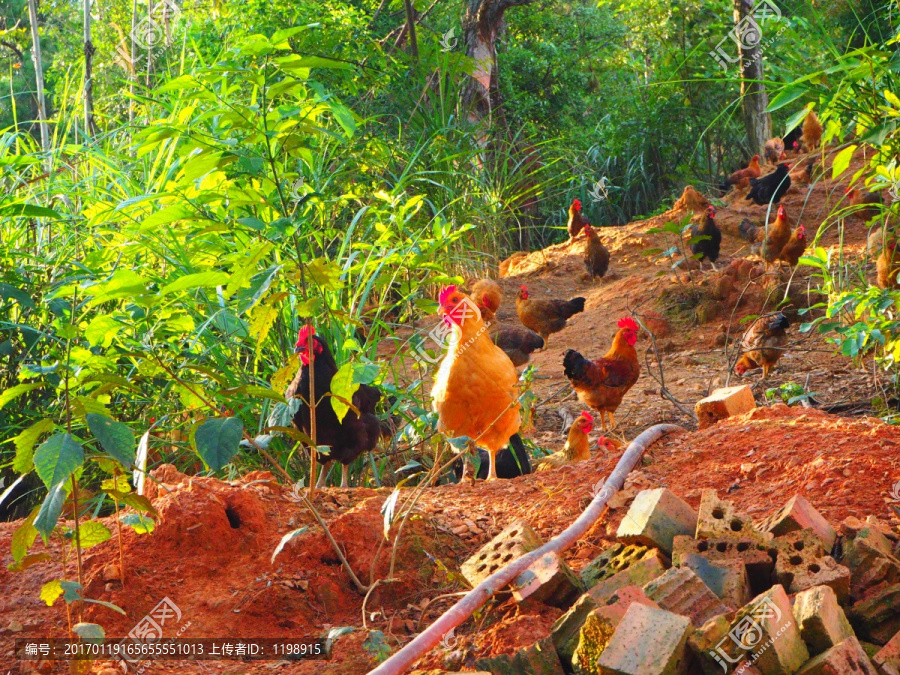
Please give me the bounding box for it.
[416,488,900,675]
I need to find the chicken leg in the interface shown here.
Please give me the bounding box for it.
[315,461,331,489]
[341,464,349,489]
[486,449,498,481]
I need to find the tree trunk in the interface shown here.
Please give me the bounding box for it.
[83,0,95,136]
[402,0,418,64]
[26,0,49,153]
[734,0,771,157]
[460,0,539,126]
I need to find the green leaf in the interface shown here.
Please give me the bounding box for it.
[0,383,41,411]
[84,598,127,615]
[330,364,359,422]
[0,203,62,219]
[84,315,123,348]
[277,55,353,71]
[221,384,286,403]
[40,579,64,606]
[766,86,809,113]
[160,271,230,296]
[34,481,68,542]
[0,282,36,309]
[72,623,106,641]
[11,506,40,562]
[101,476,131,493]
[74,521,112,549]
[305,258,344,291]
[86,414,136,467]
[194,417,244,472]
[86,270,148,305]
[271,527,308,564]
[120,513,155,534]
[832,145,857,179]
[34,433,84,489]
[60,580,83,603]
[7,552,52,572]
[12,418,55,473]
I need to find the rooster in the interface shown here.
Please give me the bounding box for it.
[568,198,587,238]
[432,286,520,481]
[734,313,790,380]
[516,286,586,342]
[690,205,722,269]
[762,204,793,270]
[779,224,807,269]
[764,138,785,164]
[583,225,610,279]
[721,155,761,191]
[801,111,822,151]
[747,164,791,206]
[536,412,593,471]
[562,317,641,431]
[877,241,900,289]
[288,327,382,488]
[471,279,502,322]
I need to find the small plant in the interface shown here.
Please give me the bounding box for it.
[765,382,816,406]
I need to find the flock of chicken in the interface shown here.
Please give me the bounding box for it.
[284,111,894,488]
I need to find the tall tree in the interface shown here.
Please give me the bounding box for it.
[26,0,49,153]
[734,0,771,157]
[460,0,540,126]
[83,0,96,136]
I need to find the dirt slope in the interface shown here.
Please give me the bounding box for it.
[2,145,900,674]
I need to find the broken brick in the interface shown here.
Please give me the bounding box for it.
[795,637,878,675]
[758,495,837,552]
[792,585,855,656]
[595,603,693,675]
[695,385,756,430]
[642,566,730,628]
[696,489,772,544]
[616,488,698,555]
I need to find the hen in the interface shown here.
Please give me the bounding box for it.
[288,327,382,488]
[535,412,593,471]
[877,241,900,289]
[779,224,807,269]
[491,326,545,367]
[568,198,588,238]
[432,286,520,481]
[734,312,790,380]
[516,286,586,342]
[789,159,814,185]
[846,189,882,220]
[801,111,822,151]
[783,125,802,151]
[764,138,785,164]
[762,204,793,270]
[562,317,641,431]
[739,218,759,244]
[690,205,722,268]
[583,224,610,279]
[453,433,531,481]
[721,155,761,191]
[471,279,502,322]
[747,164,791,206]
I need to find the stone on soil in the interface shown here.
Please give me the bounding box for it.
[616,488,698,555]
[695,386,756,430]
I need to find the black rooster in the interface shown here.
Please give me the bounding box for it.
[746,164,791,206]
[491,326,545,367]
[690,205,722,268]
[287,327,382,488]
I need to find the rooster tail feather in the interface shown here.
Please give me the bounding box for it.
[769,312,790,331]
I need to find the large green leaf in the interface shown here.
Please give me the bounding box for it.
[0,203,62,218]
[194,417,244,471]
[12,418,55,474]
[33,434,84,489]
[0,383,41,411]
[160,271,229,296]
[86,414,136,467]
[34,481,68,542]
[73,521,112,549]
[832,145,857,179]
[11,506,40,562]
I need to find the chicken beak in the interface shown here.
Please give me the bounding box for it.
[294,345,304,354]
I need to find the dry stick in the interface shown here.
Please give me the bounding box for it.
[112,466,126,589]
[368,423,682,675]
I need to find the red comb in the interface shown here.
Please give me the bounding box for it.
[438,285,458,306]
[520,284,528,291]
[618,317,639,331]
[581,412,594,423]
[296,325,315,347]
[572,198,582,210]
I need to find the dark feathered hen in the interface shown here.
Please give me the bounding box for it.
[516,286,586,342]
[746,164,791,205]
[491,326,545,366]
[734,312,790,380]
[287,327,382,488]
[690,205,722,267]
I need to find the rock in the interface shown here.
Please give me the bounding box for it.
[795,637,879,675]
[595,603,693,675]
[581,544,669,590]
[758,495,837,552]
[773,529,851,603]
[617,488,698,555]
[587,553,668,605]
[849,584,900,645]
[792,585,856,656]
[570,586,660,674]
[873,629,900,675]
[712,585,809,675]
[474,636,565,675]
[695,386,756,430]
[672,534,775,595]
[642,567,730,628]
[461,519,542,587]
[696,489,772,544]
[678,554,752,610]
[513,551,583,609]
